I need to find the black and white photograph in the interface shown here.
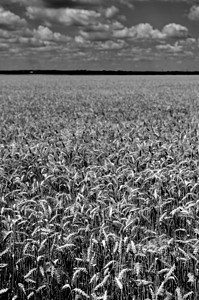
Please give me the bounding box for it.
[0,1,199,300]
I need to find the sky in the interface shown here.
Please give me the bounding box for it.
[1,0,199,70]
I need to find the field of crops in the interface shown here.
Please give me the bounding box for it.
[0,75,199,300]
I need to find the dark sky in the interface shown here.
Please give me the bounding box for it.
[1,0,199,70]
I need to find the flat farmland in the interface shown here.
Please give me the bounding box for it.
[0,75,199,300]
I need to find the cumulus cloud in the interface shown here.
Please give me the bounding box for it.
[74,23,192,63]
[88,23,164,40]
[33,25,70,42]
[0,0,196,69]
[178,37,196,45]
[188,5,199,21]
[76,21,124,42]
[85,23,110,32]
[0,29,11,38]
[162,23,188,38]
[0,6,27,30]
[97,39,127,50]
[26,6,100,26]
[75,35,86,43]
[0,25,71,53]
[133,23,165,39]
[104,6,119,18]
[77,21,190,46]
[21,25,71,47]
[156,42,183,53]
[85,21,123,33]
[113,23,188,40]
[17,36,51,47]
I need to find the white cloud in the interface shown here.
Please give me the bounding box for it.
[0,6,27,29]
[17,36,51,47]
[113,22,189,39]
[75,35,85,43]
[0,43,9,50]
[156,42,183,53]
[104,6,119,18]
[77,21,124,41]
[33,25,70,42]
[78,21,190,45]
[162,23,188,38]
[98,39,126,50]
[84,21,124,33]
[0,29,10,38]
[86,23,111,32]
[188,5,199,21]
[0,25,71,52]
[112,21,124,30]
[113,27,130,38]
[118,0,134,9]
[178,38,196,45]
[26,7,100,26]
[134,23,165,39]
[113,23,165,39]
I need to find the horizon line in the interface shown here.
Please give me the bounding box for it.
[1,70,199,75]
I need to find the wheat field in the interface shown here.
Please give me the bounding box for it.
[0,75,199,300]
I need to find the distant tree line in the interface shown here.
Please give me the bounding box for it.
[0,70,199,75]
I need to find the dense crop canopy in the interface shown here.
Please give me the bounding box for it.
[0,75,199,300]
